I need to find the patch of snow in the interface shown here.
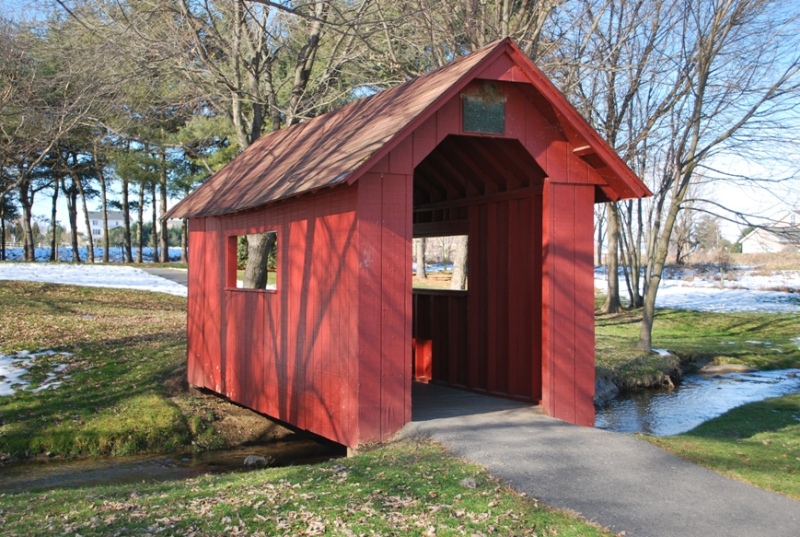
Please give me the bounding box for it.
[0,351,73,397]
[0,263,187,297]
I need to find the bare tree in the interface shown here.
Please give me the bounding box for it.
[414,238,427,279]
[637,0,800,350]
[450,235,468,290]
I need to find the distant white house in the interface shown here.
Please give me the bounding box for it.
[76,211,185,244]
[740,210,800,254]
[76,211,126,242]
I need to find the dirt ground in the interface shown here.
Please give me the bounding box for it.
[188,388,296,446]
[164,367,296,449]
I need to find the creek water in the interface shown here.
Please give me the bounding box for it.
[0,437,344,493]
[595,368,800,436]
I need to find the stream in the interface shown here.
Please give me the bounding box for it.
[595,368,800,436]
[0,437,344,493]
[5,369,799,493]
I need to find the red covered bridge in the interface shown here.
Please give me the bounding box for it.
[166,38,649,448]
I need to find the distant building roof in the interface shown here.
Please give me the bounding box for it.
[740,210,800,253]
[86,210,125,220]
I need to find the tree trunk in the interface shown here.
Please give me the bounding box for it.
[638,177,689,350]
[0,204,5,261]
[0,207,5,261]
[17,182,35,262]
[49,176,59,261]
[242,232,276,289]
[180,219,188,264]
[122,173,132,263]
[619,199,643,308]
[159,148,168,263]
[414,238,427,279]
[74,167,94,264]
[96,143,110,263]
[600,203,621,313]
[450,235,468,290]
[595,205,605,267]
[62,178,81,263]
[136,183,144,263]
[151,181,158,262]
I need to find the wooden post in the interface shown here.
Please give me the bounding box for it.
[541,182,596,426]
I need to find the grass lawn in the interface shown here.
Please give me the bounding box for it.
[0,440,612,536]
[0,281,210,459]
[595,304,800,389]
[2,276,799,525]
[645,393,800,500]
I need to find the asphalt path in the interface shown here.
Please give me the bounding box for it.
[400,384,800,537]
[141,267,188,287]
[144,269,800,536]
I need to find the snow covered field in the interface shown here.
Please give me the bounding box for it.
[0,261,797,313]
[595,266,800,314]
[0,263,187,297]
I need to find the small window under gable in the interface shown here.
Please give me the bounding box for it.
[462,82,506,135]
[227,231,278,290]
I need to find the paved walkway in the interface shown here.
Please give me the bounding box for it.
[141,267,188,287]
[400,383,800,537]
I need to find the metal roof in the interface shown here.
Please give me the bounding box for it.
[167,39,649,219]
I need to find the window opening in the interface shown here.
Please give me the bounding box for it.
[229,231,278,290]
[412,235,468,290]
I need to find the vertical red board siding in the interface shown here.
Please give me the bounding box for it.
[187,187,360,447]
[357,173,383,443]
[541,182,596,425]
[186,218,206,388]
[381,172,412,439]
[485,202,500,395]
[467,205,485,391]
[531,189,544,402]
[291,214,310,432]
[205,217,225,393]
[474,52,516,82]
[357,171,412,444]
[508,198,529,398]
[573,187,596,425]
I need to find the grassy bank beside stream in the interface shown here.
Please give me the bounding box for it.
[0,281,244,461]
[0,440,611,536]
[595,305,800,390]
[646,393,800,500]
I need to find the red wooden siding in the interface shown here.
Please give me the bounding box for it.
[357,172,413,443]
[182,49,647,447]
[187,187,360,446]
[541,182,596,426]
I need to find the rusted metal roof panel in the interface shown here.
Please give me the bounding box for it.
[167,43,500,219]
[167,38,650,219]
